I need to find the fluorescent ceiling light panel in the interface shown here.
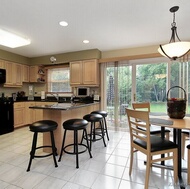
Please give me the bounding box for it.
[0,29,31,48]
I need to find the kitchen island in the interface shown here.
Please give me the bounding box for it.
[30,102,100,154]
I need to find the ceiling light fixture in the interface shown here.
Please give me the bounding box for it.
[0,29,30,48]
[158,6,190,60]
[59,21,68,27]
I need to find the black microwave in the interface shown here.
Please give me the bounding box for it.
[0,69,6,84]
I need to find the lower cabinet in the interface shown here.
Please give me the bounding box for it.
[14,102,25,128]
[14,101,56,128]
[25,102,36,125]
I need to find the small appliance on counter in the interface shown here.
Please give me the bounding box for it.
[93,95,100,101]
[28,85,34,100]
[41,91,45,100]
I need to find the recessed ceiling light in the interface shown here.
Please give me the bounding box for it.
[0,29,30,48]
[83,40,89,44]
[59,21,68,27]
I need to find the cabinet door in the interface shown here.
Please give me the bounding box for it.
[83,59,99,85]
[70,61,83,85]
[13,63,22,85]
[0,60,5,68]
[29,66,38,82]
[4,61,13,85]
[25,102,36,124]
[22,65,29,82]
[14,102,25,127]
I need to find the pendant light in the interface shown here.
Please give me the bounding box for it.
[158,6,190,60]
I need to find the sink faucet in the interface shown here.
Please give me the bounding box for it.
[51,93,59,101]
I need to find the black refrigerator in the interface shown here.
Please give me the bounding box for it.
[0,99,14,135]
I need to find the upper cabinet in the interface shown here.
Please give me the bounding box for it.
[22,64,29,82]
[70,59,99,86]
[29,66,46,83]
[4,61,22,87]
[0,60,5,69]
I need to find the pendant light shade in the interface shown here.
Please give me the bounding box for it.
[158,6,190,60]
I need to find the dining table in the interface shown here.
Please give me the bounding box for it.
[149,112,190,189]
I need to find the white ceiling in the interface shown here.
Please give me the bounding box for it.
[0,0,190,58]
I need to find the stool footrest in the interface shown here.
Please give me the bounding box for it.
[63,143,88,155]
[32,145,55,158]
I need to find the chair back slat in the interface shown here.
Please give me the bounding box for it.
[132,102,150,112]
[126,108,151,151]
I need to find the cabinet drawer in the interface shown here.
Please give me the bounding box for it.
[14,102,24,108]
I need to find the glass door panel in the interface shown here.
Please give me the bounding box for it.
[106,64,132,128]
[136,63,167,112]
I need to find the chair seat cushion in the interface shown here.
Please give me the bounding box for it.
[134,135,178,152]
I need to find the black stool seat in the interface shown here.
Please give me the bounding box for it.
[83,113,103,122]
[91,111,109,141]
[82,113,106,151]
[63,119,89,130]
[58,119,92,168]
[91,111,108,117]
[30,120,58,132]
[187,144,190,149]
[27,120,58,172]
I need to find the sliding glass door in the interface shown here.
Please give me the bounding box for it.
[104,58,190,128]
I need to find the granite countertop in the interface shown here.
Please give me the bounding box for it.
[29,102,99,110]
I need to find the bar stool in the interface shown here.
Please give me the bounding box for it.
[83,113,106,151]
[91,111,109,141]
[58,119,92,168]
[27,120,58,172]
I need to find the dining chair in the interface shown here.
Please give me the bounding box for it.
[132,102,171,140]
[126,108,178,189]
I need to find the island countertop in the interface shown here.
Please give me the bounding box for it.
[32,101,100,154]
[29,102,100,110]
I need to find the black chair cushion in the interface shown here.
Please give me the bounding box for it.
[91,111,108,117]
[30,120,58,132]
[134,135,178,152]
[63,119,88,130]
[83,114,103,122]
[187,144,190,149]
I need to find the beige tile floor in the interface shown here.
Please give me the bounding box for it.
[0,126,189,189]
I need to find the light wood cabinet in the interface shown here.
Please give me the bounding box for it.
[0,60,5,68]
[25,102,36,124]
[4,61,22,87]
[70,59,99,86]
[22,64,29,82]
[14,102,25,128]
[29,66,46,83]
